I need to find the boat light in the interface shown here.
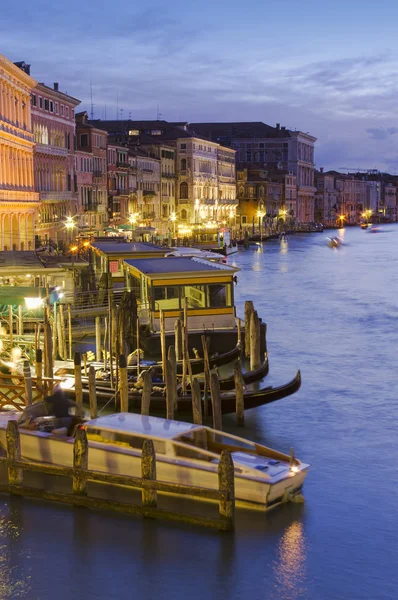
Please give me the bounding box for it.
[25,297,44,309]
[290,465,299,474]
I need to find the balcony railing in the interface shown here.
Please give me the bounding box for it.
[116,161,129,168]
[35,143,68,157]
[143,190,156,196]
[142,212,155,220]
[83,203,98,212]
[40,191,73,201]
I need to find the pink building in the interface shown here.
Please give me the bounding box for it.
[31,82,80,248]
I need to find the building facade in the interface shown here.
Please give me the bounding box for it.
[75,112,108,235]
[0,57,39,250]
[31,81,80,247]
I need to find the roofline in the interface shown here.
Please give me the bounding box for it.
[0,54,37,88]
[34,82,81,106]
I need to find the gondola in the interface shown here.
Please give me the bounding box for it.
[151,342,243,376]
[79,353,269,393]
[66,370,301,416]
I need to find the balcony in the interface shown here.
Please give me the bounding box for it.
[116,161,129,168]
[162,172,175,178]
[40,191,73,202]
[83,203,98,212]
[143,190,156,197]
[142,211,155,220]
[35,143,68,157]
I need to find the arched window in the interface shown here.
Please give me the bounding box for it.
[181,158,187,171]
[239,186,244,198]
[259,186,264,197]
[181,209,187,220]
[180,182,188,199]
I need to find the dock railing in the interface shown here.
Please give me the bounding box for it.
[0,420,235,531]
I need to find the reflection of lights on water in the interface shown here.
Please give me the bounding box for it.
[273,521,307,599]
[280,239,288,255]
[0,507,32,598]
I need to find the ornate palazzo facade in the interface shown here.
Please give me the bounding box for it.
[0,56,39,250]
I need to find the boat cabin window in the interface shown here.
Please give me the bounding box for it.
[172,442,215,462]
[174,429,255,454]
[85,428,166,454]
[153,286,179,310]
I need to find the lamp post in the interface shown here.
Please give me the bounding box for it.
[129,212,139,241]
[256,210,265,241]
[170,211,177,244]
[64,216,76,247]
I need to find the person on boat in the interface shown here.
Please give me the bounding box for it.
[44,386,85,433]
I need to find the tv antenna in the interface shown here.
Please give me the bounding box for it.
[90,81,94,120]
[156,104,162,120]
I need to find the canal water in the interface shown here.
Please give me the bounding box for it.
[1,225,397,599]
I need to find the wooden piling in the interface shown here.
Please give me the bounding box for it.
[191,377,203,425]
[244,300,254,359]
[210,372,222,431]
[136,317,140,377]
[234,359,245,427]
[141,439,157,508]
[35,348,43,401]
[8,305,13,345]
[59,304,67,360]
[88,365,97,419]
[103,316,108,372]
[201,334,211,418]
[250,310,261,371]
[141,370,152,416]
[43,316,53,378]
[237,317,242,347]
[174,318,182,361]
[95,316,102,362]
[23,360,33,406]
[6,420,23,486]
[73,428,88,496]
[119,354,129,413]
[74,352,83,411]
[165,358,174,420]
[18,305,23,337]
[67,303,72,360]
[218,450,235,528]
[167,345,178,412]
[160,310,167,382]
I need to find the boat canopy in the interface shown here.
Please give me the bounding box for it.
[84,412,202,439]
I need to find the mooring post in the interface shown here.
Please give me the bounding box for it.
[141,439,157,509]
[82,353,87,377]
[43,315,53,378]
[201,335,211,419]
[218,450,235,530]
[18,305,23,337]
[237,317,242,347]
[8,305,13,346]
[119,354,129,413]
[67,303,73,360]
[210,372,222,431]
[244,300,254,359]
[35,348,43,402]
[103,316,108,372]
[174,318,182,362]
[250,310,261,371]
[160,309,167,384]
[191,377,203,425]
[167,345,178,412]
[59,304,67,360]
[88,365,97,419]
[23,360,33,406]
[234,359,245,427]
[6,420,23,486]
[73,427,88,496]
[95,316,102,362]
[165,358,174,420]
[74,352,83,411]
[141,369,152,416]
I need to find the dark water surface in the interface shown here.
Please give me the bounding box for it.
[1,225,397,599]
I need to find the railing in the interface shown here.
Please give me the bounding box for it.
[143,190,156,197]
[35,143,68,157]
[116,161,129,168]
[40,191,73,201]
[0,421,235,531]
[142,211,156,219]
[0,372,59,411]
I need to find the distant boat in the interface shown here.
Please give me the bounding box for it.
[360,223,369,229]
[326,237,342,248]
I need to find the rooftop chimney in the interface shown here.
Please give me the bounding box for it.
[14,61,31,76]
[276,123,280,130]
[54,82,59,91]
[320,167,324,173]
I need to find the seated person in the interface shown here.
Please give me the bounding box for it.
[44,386,85,433]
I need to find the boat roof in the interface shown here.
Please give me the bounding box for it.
[84,412,202,439]
[124,256,238,274]
[91,241,164,255]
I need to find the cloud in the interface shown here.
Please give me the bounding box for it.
[366,127,398,140]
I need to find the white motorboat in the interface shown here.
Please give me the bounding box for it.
[0,411,309,509]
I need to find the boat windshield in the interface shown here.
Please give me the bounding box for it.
[173,428,256,454]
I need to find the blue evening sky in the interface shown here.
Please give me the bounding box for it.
[2,0,398,171]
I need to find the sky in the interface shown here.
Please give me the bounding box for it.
[3,0,398,172]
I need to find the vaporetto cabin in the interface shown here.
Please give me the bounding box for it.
[123,256,240,333]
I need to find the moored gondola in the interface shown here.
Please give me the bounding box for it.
[66,370,301,416]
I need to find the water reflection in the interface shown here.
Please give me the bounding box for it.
[272,521,307,599]
[279,239,289,255]
[0,500,32,600]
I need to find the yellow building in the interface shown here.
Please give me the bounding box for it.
[0,56,39,250]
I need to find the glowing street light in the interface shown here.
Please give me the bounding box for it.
[129,212,140,239]
[257,209,265,241]
[169,211,177,238]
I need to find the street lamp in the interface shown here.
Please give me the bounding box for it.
[257,210,265,241]
[129,212,139,240]
[337,214,346,229]
[170,211,177,241]
[64,216,76,245]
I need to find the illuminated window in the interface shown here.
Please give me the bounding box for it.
[180,182,188,199]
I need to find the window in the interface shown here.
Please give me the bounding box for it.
[181,208,187,220]
[55,102,59,114]
[180,182,188,199]
[208,284,231,307]
[181,158,187,171]
[153,286,179,310]
[180,143,186,150]
[61,105,64,115]
[39,96,43,108]
[129,129,140,136]
[66,107,69,118]
[183,285,205,308]
[80,134,88,147]
[31,94,37,106]
[50,101,54,112]
[44,99,49,111]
